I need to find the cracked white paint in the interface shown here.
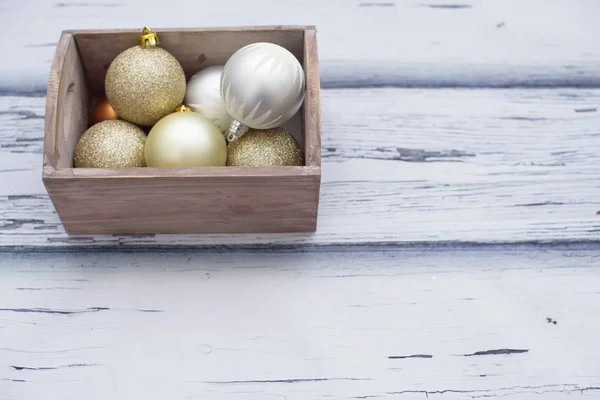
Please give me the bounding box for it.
[0,89,599,246]
[0,249,599,399]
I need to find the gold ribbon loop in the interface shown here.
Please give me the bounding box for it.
[175,105,191,113]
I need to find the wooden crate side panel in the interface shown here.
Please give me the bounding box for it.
[44,33,73,169]
[303,28,321,168]
[44,174,320,234]
[50,34,90,169]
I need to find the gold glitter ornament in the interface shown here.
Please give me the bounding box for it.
[227,128,303,167]
[74,120,147,168]
[105,27,186,126]
[145,109,227,167]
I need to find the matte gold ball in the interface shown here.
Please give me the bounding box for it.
[227,128,303,167]
[145,112,227,167]
[105,46,186,126]
[74,120,147,168]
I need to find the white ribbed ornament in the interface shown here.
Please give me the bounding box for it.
[220,42,306,142]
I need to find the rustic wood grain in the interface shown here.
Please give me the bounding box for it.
[2,0,600,93]
[46,33,89,169]
[1,88,599,247]
[304,28,321,168]
[0,247,599,399]
[44,172,320,234]
[42,32,71,169]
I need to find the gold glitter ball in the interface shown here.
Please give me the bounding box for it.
[74,120,147,168]
[227,128,303,167]
[105,46,186,126]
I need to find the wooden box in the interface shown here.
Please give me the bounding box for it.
[42,26,321,234]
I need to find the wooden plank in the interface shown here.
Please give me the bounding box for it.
[44,173,320,234]
[1,0,600,93]
[1,88,599,247]
[304,28,322,168]
[43,33,71,169]
[48,34,90,169]
[0,246,599,399]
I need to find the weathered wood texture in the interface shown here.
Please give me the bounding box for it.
[2,88,599,247]
[2,88,600,246]
[304,28,321,168]
[1,0,600,93]
[1,247,599,399]
[46,33,89,169]
[44,172,321,234]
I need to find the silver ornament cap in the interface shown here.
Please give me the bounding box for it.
[221,42,306,142]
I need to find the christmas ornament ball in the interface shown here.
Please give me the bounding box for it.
[227,128,303,167]
[184,65,233,133]
[145,111,227,167]
[74,120,147,168]
[221,42,305,135]
[89,95,118,125]
[105,39,186,126]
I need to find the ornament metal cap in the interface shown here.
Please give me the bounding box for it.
[140,26,159,48]
[226,120,250,143]
[175,105,192,113]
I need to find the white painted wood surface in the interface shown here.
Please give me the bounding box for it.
[2,1,600,398]
[1,247,599,399]
[1,0,600,92]
[1,89,599,247]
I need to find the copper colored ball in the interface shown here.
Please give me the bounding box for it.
[89,95,118,125]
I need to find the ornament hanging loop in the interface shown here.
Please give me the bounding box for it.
[140,26,160,48]
[226,120,250,143]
